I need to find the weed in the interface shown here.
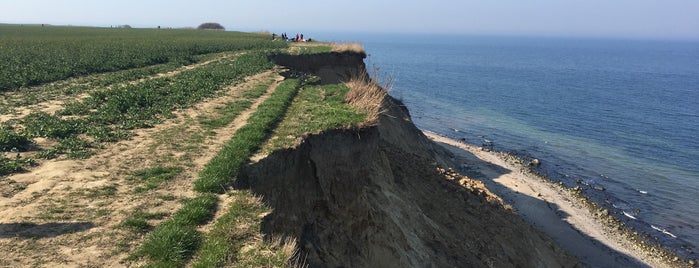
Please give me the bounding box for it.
[0,127,31,151]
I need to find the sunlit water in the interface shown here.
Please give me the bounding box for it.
[319,33,699,258]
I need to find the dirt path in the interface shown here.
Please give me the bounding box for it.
[0,70,283,267]
[424,131,673,268]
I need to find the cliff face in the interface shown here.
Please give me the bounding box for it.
[270,52,366,84]
[238,52,579,267]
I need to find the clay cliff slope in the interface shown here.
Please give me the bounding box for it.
[238,51,580,267]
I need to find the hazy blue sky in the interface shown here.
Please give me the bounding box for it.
[2,0,698,40]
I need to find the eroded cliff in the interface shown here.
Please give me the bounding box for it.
[237,51,580,267]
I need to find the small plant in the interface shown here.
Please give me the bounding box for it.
[1,156,35,176]
[0,127,31,151]
[120,211,168,234]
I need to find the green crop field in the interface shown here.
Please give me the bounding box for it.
[0,24,287,175]
[0,24,286,91]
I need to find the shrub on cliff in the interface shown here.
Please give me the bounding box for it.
[197,23,225,30]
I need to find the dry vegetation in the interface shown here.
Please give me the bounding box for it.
[331,43,366,54]
[344,71,389,125]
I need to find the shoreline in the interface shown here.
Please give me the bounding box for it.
[423,130,689,267]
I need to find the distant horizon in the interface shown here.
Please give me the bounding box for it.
[2,1,698,42]
[3,22,698,43]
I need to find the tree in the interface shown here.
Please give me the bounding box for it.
[197,23,225,30]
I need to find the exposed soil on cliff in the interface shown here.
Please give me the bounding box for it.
[238,95,581,267]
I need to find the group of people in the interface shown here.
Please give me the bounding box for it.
[273,32,307,42]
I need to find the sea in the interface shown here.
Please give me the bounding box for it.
[318,32,699,259]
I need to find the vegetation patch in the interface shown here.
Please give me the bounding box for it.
[133,194,218,267]
[194,79,300,193]
[263,83,366,152]
[191,191,296,268]
[130,166,183,193]
[0,156,35,177]
[0,24,287,91]
[120,211,169,234]
[0,127,31,151]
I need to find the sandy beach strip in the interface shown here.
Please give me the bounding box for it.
[423,130,675,268]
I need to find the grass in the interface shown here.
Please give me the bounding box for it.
[262,82,366,152]
[120,211,169,234]
[343,72,389,125]
[191,191,297,268]
[133,194,218,267]
[194,79,300,193]
[130,166,183,193]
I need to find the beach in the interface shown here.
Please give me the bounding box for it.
[424,131,681,268]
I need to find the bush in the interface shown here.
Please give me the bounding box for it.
[197,23,224,30]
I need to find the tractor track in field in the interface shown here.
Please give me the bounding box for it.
[0,52,241,125]
[0,68,284,267]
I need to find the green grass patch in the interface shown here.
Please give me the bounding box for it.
[130,166,183,193]
[194,79,300,193]
[134,194,218,267]
[263,83,365,151]
[120,211,169,234]
[296,45,332,55]
[190,191,273,268]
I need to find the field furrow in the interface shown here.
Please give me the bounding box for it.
[0,67,287,267]
[0,51,241,124]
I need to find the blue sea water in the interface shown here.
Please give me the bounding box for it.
[320,33,699,258]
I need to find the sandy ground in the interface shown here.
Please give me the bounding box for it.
[424,131,675,268]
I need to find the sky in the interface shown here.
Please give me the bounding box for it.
[2,0,699,40]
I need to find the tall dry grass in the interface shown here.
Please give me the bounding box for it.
[344,70,390,125]
[331,43,366,54]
